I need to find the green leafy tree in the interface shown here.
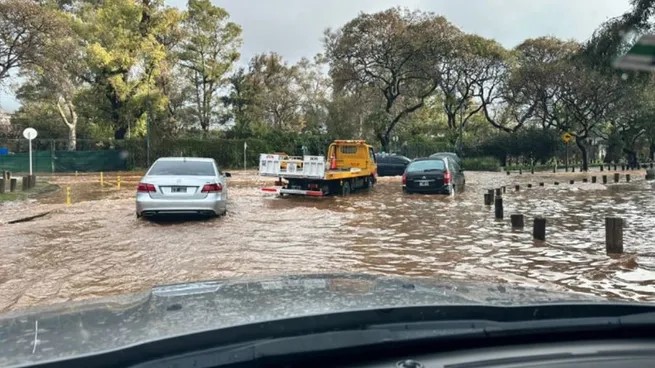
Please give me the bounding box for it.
[73,0,183,139]
[325,8,460,151]
[178,0,241,133]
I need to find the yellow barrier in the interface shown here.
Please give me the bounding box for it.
[117,176,121,190]
[100,172,104,187]
[66,186,71,206]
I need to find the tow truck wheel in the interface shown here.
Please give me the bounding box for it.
[341,181,351,196]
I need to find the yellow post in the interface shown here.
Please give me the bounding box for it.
[100,172,104,187]
[117,176,121,190]
[66,186,71,206]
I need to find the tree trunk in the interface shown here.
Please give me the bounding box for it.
[378,133,390,153]
[576,138,589,171]
[56,98,78,151]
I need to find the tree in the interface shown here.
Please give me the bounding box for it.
[325,8,460,151]
[436,34,508,152]
[478,37,579,133]
[178,0,241,133]
[73,0,183,139]
[0,0,66,84]
[17,13,84,150]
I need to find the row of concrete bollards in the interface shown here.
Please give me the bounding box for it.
[507,162,653,175]
[0,171,36,194]
[484,190,625,254]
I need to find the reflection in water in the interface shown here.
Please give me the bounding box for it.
[0,170,654,312]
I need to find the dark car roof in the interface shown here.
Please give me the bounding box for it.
[411,157,446,163]
[376,153,411,161]
[429,152,460,160]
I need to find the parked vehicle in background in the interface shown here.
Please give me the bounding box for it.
[136,157,231,218]
[429,152,462,166]
[260,140,377,196]
[402,157,465,194]
[375,153,411,176]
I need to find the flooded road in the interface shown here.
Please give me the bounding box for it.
[1,170,655,313]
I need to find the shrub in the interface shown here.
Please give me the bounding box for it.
[461,156,501,172]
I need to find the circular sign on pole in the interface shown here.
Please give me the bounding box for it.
[561,132,573,144]
[23,128,38,140]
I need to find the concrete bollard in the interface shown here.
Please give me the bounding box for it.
[647,169,655,180]
[614,164,618,171]
[515,184,520,191]
[626,174,631,182]
[0,178,4,193]
[605,217,623,254]
[602,175,608,184]
[569,180,574,184]
[533,217,546,241]
[4,171,10,180]
[494,196,503,219]
[600,165,604,172]
[502,186,506,194]
[539,182,544,186]
[572,166,575,173]
[511,214,525,228]
[28,175,36,189]
[621,164,625,171]
[614,173,620,183]
[21,176,29,191]
[582,178,588,183]
[527,183,532,188]
[10,178,16,192]
[592,176,597,183]
[554,181,559,185]
[484,193,492,206]
[488,189,495,203]
[495,188,502,196]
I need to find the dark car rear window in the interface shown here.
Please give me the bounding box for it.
[148,161,216,176]
[406,160,445,172]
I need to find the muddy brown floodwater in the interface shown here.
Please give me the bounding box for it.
[1,170,655,313]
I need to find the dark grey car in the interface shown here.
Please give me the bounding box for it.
[375,153,411,176]
[402,157,465,194]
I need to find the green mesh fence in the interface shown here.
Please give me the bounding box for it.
[0,150,128,173]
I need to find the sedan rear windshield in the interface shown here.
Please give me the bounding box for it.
[407,160,446,172]
[148,161,216,176]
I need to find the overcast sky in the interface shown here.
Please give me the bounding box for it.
[0,0,631,112]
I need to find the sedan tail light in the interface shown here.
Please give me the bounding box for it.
[444,171,452,184]
[201,183,223,193]
[402,173,407,185]
[137,182,156,193]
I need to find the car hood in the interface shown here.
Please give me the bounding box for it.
[0,273,608,367]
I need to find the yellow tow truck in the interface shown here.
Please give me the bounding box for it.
[259,140,378,196]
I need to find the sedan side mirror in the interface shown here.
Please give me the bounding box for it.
[224,172,232,178]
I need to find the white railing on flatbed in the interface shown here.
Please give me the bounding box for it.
[259,154,326,179]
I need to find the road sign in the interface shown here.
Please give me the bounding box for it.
[562,132,573,144]
[22,128,38,176]
[22,128,37,140]
[613,34,655,71]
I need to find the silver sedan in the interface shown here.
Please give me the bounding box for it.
[136,157,231,218]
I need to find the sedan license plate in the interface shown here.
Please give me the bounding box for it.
[418,181,429,187]
[171,186,186,193]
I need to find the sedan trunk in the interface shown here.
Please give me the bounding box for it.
[142,175,216,200]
